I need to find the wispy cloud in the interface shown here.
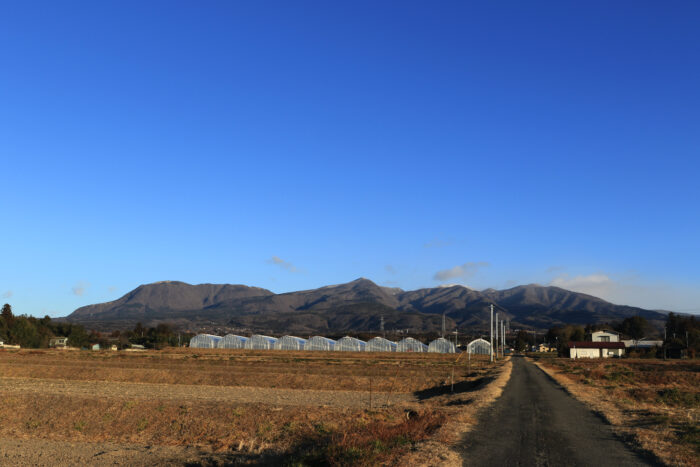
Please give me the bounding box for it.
[2,290,12,298]
[267,256,299,273]
[385,265,396,274]
[549,272,700,311]
[72,281,90,296]
[423,239,453,249]
[546,265,566,273]
[434,262,489,281]
[550,274,611,294]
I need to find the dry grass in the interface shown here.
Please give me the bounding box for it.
[400,357,514,467]
[0,348,479,393]
[0,348,505,465]
[531,357,699,466]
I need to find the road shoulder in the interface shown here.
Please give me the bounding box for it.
[401,357,514,467]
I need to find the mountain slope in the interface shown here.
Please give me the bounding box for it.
[70,281,273,320]
[64,279,668,333]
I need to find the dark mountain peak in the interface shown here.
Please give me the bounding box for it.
[65,278,667,333]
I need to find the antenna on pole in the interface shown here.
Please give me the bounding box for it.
[490,304,494,362]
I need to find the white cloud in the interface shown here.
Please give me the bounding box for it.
[550,274,612,296]
[2,290,12,298]
[423,239,453,249]
[546,265,566,273]
[267,256,298,273]
[549,273,700,312]
[434,262,489,281]
[72,281,90,296]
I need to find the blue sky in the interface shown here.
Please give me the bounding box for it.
[1,1,698,317]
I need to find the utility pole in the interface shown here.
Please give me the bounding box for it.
[664,327,667,360]
[490,304,494,362]
[380,315,385,338]
[495,313,499,360]
[442,313,446,338]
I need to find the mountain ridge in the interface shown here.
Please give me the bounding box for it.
[65,278,667,333]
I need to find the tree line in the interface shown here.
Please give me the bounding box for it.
[0,303,191,349]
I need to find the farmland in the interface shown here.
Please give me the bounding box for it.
[531,356,700,466]
[0,348,508,466]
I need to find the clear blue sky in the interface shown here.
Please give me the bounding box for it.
[1,1,698,317]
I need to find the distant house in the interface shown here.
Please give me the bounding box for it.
[591,330,620,343]
[538,343,555,352]
[569,341,625,359]
[622,337,663,349]
[91,344,100,351]
[49,337,69,348]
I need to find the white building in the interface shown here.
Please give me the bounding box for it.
[622,337,663,349]
[591,330,620,342]
[569,341,625,359]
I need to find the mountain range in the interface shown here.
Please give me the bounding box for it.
[63,278,667,334]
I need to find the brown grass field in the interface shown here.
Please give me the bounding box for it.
[0,347,508,466]
[531,355,700,466]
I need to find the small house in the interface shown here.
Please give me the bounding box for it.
[569,341,625,359]
[49,337,69,348]
[591,330,619,343]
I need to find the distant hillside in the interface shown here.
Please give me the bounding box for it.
[64,278,668,333]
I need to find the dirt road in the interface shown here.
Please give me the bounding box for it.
[460,356,655,466]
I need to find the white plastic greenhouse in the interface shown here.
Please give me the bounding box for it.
[305,336,336,351]
[218,334,248,349]
[428,337,457,353]
[396,337,428,352]
[244,335,278,350]
[335,336,367,351]
[189,334,222,348]
[274,335,307,350]
[365,337,397,352]
[466,338,491,355]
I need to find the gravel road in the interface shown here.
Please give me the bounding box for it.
[460,356,655,466]
[0,376,412,408]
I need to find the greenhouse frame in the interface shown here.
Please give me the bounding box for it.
[428,337,458,353]
[365,336,397,352]
[218,334,248,349]
[305,336,336,351]
[335,336,367,352]
[189,334,223,348]
[396,337,428,353]
[274,335,307,350]
[466,338,491,355]
[244,335,278,350]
